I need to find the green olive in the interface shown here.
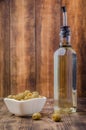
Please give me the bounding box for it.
[27,92,32,97]
[15,93,24,100]
[24,96,27,100]
[23,90,31,96]
[32,113,41,120]
[52,113,61,122]
[24,96,32,100]
[32,94,39,98]
[8,95,16,99]
[7,90,43,101]
[7,95,13,98]
[32,91,39,95]
[32,91,39,98]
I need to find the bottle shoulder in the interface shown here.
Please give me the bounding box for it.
[54,47,76,56]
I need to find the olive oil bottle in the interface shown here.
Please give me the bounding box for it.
[54,6,77,113]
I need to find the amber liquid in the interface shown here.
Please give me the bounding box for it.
[54,46,77,113]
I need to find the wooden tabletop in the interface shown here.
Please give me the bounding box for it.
[0,98,86,130]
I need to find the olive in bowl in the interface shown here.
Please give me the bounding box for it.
[4,90,46,116]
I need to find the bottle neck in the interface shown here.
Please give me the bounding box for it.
[60,35,71,47]
[59,26,71,47]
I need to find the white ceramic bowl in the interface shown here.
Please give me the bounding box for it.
[4,97,46,116]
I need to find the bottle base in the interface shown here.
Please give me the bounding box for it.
[54,106,77,114]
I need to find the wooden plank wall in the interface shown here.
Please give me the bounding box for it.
[0,0,10,97]
[10,0,36,94]
[0,0,86,97]
[35,0,60,97]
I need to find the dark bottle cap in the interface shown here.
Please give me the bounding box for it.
[62,6,66,12]
[60,26,70,37]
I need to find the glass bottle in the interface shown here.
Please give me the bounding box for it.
[54,6,77,113]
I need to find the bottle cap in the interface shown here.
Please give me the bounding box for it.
[60,26,70,37]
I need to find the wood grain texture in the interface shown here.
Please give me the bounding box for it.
[0,0,10,97]
[0,98,86,130]
[0,0,86,97]
[10,0,35,94]
[62,0,86,97]
[35,0,60,97]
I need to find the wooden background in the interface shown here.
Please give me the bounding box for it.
[0,0,86,98]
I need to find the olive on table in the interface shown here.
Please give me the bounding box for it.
[51,113,61,122]
[32,113,41,120]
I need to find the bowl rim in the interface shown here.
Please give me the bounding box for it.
[4,96,47,103]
